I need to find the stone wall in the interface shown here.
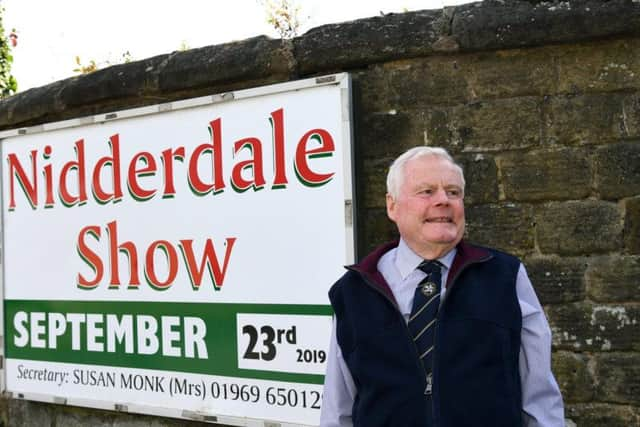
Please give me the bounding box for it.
[1,0,639,426]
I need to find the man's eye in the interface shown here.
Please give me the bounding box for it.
[446,189,461,198]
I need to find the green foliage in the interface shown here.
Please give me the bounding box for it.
[0,7,18,98]
[259,0,302,39]
[73,51,133,75]
[73,56,99,74]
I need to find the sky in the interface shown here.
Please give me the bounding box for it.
[2,0,473,91]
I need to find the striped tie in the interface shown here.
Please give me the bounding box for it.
[408,260,443,393]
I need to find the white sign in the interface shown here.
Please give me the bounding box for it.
[1,74,354,426]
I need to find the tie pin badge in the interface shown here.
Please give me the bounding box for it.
[421,282,437,296]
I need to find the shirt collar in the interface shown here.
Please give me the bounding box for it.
[395,238,457,279]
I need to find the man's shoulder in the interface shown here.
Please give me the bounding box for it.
[331,268,362,288]
[328,268,369,313]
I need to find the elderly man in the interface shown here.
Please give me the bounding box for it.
[320,147,564,427]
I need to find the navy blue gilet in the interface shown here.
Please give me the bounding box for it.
[328,241,522,427]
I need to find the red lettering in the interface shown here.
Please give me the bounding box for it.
[77,221,235,292]
[270,108,288,188]
[161,147,185,198]
[188,119,225,195]
[106,220,140,288]
[127,151,158,201]
[145,241,178,289]
[43,145,54,208]
[294,129,336,186]
[231,138,266,192]
[59,139,88,207]
[179,238,236,290]
[7,109,338,212]
[92,134,123,204]
[7,150,38,210]
[77,225,103,288]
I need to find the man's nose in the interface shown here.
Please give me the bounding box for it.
[432,187,449,204]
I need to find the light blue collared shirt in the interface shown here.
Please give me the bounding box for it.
[320,239,565,427]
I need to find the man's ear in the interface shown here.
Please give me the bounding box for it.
[386,193,397,222]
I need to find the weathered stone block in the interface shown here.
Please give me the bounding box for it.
[594,142,640,200]
[27,401,224,427]
[458,153,499,205]
[594,353,640,405]
[355,109,426,161]
[59,55,168,108]
[466,46,557,98]
[159,36,292,93]
[546,303,640,352]
[388,57,472,108]
[0,398,221,427]
[499,148,592,202]
[544,93,626,145]
[358,208,398,258]
[424,97,542,152]
[351,68,393,113]
[525,256,587,304]
[54,408,216,427]
[622,92,640,138]
[0,81,67,129]
[452,0,640,52]
[552,351,596,402]
[586,256,640,302]
[6,399,52,427]
[536,201,623,255]
[465,203,535,256]
[625,197,640,254]
[556,39,640,94]
[421,109,455,152]
[294,10,445,74]
[55,408,117,427]
[361,157,393,209]
[356,58,472,113]
[566,403,640,427]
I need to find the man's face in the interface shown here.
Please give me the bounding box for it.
[386,155,465,258]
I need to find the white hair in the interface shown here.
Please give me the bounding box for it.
[386,146,465,200]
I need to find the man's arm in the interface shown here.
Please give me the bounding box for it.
[517,264,566,427]
[319,318,356,427]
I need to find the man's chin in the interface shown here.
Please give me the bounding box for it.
[422,231,464,247]
[422,227,459,240]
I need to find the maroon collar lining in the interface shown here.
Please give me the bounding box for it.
[347,240,399,302]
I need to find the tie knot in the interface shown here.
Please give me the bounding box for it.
[418,260,442,275]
